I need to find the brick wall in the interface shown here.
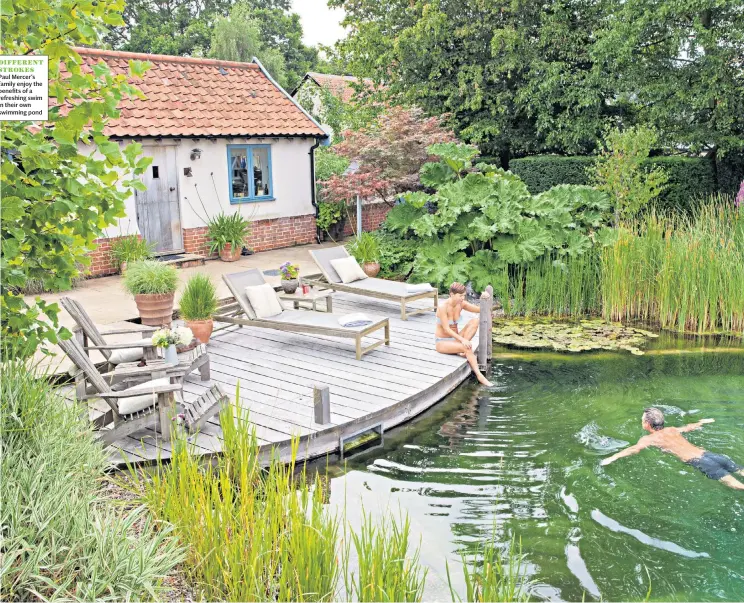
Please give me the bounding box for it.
[183,213,318,256]
[343,201,393,237]
[87,236,123,277]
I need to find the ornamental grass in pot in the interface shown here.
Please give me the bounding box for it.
[207,212,252,262]
[110,235,154,274]
[123,260,179,326]
[348,231,381,277]
[179,273,218,344]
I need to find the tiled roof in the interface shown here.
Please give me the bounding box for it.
[71,48,326,138]
[297,72,376,103]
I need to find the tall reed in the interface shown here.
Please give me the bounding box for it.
[602,201,744,334]
[1,351,182,601]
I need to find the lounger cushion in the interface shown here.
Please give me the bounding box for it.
[244,283,283,318]
[117,378,170,415]
[330,257,368,284]
[109,338,152,364]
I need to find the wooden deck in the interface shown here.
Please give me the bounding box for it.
[106,293,476,467]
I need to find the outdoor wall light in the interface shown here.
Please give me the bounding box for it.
[183,167,193,177]
[190,148,202,160]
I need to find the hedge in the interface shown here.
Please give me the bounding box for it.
[717,151,744,196]
[508,155,719,210]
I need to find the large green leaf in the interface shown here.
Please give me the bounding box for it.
[384,202,426,235]
[412,234,470,287]
[468,249,504,292]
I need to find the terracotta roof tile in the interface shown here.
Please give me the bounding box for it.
[69,47,325,138]
[300,72,376,103]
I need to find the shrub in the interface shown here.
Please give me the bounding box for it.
[317,200,345,232]
[0,353,182,601]
[179,273,217,321]
[589,125,669,223]
[206,212,251,253]
[110,234,155,268]
[374,229,418,280]
[647,157,716,211]
[315,146,350,183]
[716,150,744,196]
[122,260,179,296]
[508,156,594,193]
[347,231,381,264]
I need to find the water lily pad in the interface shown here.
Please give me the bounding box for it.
[492,317,658,355]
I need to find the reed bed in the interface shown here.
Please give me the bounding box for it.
[130,391,429,602]
[602,202,744,334]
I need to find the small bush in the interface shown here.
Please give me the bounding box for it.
[1,353,182,601]
[110,235,155,268]
[123,260,179,295]
[206,212,251,253]
[179,273,217,321]
[508,156,594,193]
[375,229,418,280]
[347,231,381,264]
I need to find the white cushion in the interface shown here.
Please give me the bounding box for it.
[244,283,284,318]
[109,338,152,364]
[330,257,368,284]
[117,377,170,415]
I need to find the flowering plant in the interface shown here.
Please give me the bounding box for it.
[735,180,743,208]
[279,262,299,280]
[151,326,193,348]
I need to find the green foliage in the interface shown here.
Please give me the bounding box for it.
[384,203,426,236]
[317,200,345,231]
[347,231,381,264]
[179,273,218,321]
[344,510,428,602]
[110,235,155,268]
[508,156,595,193]
[315,147,350,183]
[1,353,182,601]
[590,126,669,223]
[412,234,471,288]
[717,151,744,196]
[375,230,419,280]
[1,0,153,357]
[122,260,179,295]
[447,533,530,603]
[206,211,252,253]
[648,157,717,211]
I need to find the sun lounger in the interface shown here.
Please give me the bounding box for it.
[305,246,438,320]
[213,269,390,360]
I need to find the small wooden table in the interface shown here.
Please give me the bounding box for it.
[279,288,334,313]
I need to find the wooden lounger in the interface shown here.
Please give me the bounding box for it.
[305,246,438,320]
[213,269,390,360]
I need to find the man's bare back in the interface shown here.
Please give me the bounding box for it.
[601,408,744,490]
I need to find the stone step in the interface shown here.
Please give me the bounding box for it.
[154,253,206,269]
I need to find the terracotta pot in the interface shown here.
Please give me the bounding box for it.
[281,279,299,294]
[186,318,214,344]
[362,262,381,278]
[220,243,242,262]
[134,293,175,327]
[120,261,127,274]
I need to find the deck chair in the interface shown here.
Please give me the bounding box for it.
[305,246,438,320]
[60,297,210,392]
[59,337,228,444]
[213,269,390,360]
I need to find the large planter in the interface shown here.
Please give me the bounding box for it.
[220,243,242,262]
[186,318,214,344]
[134,292,175,327]
[281,279,299,294]
[362,262,381,278]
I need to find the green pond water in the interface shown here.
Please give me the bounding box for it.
[325,336,744,601]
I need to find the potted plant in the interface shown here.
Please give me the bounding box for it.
[207,212,252,262]
[279,262,300,293]
[179,273,218,344]
[123,260,179,326]
[110,235,154,273]
[152,326,193,365]
[348,232,381,277]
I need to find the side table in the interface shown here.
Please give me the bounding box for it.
[278,289,334,313]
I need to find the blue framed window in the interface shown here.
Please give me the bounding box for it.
[227,144,273,203]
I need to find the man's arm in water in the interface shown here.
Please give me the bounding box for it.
[601,438,651,466]
[677,418,715,432]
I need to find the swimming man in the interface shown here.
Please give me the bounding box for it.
[601,408,744,490]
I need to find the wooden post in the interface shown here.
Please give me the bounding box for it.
[478,287,493,370]
[314,385,331,425]
[485,285,493,360]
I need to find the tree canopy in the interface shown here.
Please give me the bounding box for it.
[331,0,744,160]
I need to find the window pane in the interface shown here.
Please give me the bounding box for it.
[230,149,249,198]
[252,147,270,197]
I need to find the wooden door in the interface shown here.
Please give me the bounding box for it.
[134,146,183,252]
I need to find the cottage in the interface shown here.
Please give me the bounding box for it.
[75,48,328,276]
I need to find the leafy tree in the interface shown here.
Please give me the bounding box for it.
[1,0,152,356]
[590,126,669,223]
[208,8,286,84]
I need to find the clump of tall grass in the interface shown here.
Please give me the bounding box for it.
[493,252,602,319]
[344,510,428,602]
[446,531,530,603]
[602,200,744,334]
[0,351,183,601]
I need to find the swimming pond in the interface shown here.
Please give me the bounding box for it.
[325,338,744,601]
